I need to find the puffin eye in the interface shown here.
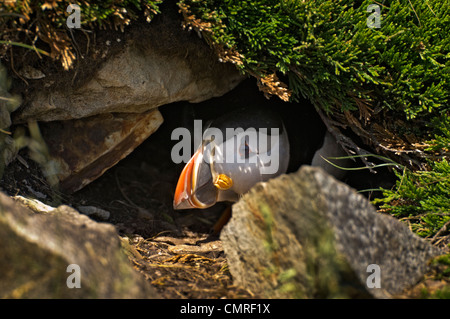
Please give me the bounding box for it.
[244,142,250,158]
[239,139,252,159]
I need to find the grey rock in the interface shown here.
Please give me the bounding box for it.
[9,10,243,193]
[221,166,443,298]
[77,206,111,221]
[13,19,243,123]
[0,192,158,298]
[13,195,55,213]
[18,65,46,80]
[39,110,164,193]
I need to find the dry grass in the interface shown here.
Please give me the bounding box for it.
[123,236,254,299]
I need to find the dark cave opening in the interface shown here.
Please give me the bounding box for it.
[0,77,396,239]
[69,77,395,238]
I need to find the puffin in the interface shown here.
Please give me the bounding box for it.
[173,105,347,211]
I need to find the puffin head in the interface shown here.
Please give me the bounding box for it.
[173,108,290,210]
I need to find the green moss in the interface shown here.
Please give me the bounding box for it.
[259,202,278,253]
[178,0,449,120]
[426,115,450,155]
[432,253,450,279]
[2,0,162,27]
[1,0,163,69]
[373,159,450,237]
[421,253,450,299]
[432,287,450,299]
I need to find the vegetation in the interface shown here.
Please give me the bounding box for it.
[178,0,449,118]
[374,116,449,239]
[0,0,162,70]
[374,159,450,238]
